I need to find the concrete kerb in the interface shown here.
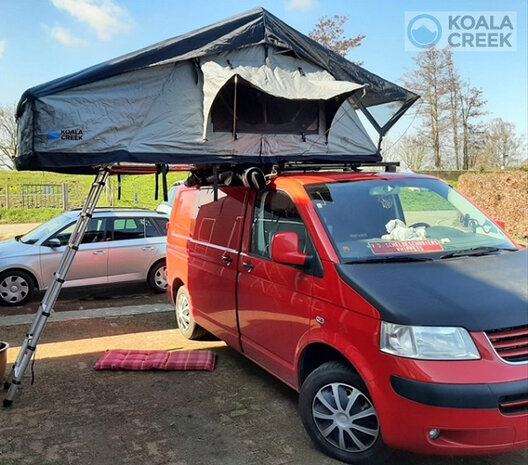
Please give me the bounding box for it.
[0,303,173,327]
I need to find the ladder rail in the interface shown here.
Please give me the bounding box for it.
[3,167,111,407]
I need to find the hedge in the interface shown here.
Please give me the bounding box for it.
[458,171,528,239]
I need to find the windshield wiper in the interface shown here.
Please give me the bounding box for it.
[344,255,433,264]
[440,246,517,260]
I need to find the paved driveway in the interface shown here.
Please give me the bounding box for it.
[1,311,526,465]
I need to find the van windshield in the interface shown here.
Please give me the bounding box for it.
[305,178,516,262]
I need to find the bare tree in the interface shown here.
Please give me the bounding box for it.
[443,48,462,169]
[480,118,526,169]
[309,15,365,61]
[0,104,17,170]
[401,47,449,169]
[393,134,430,170]
[458,82,486,170]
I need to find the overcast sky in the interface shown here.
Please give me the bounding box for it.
[0,0,526,141]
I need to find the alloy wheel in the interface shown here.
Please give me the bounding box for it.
[176,292,191,331]
[312,382,379,453]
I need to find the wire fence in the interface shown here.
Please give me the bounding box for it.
[0,184,69,209]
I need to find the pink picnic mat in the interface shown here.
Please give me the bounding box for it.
[94,350,216,371]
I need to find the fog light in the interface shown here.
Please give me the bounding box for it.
[428,428,441,440]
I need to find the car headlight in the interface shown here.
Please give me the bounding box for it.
[380,322,480,360]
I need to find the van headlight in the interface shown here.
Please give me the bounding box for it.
[380,322,480,360]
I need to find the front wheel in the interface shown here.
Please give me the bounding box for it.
[175,286,207,340]
[0,270,35,306]
[299,362,390,464]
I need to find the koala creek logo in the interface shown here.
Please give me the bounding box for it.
[47,128,83,141]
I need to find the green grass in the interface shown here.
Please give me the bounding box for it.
[0,207,63,223]
[399,189,456,212]
[0,171,187,223]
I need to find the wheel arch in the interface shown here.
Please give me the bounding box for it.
[171,277,184,301]
[0,267,40,291]
[298,342,358,387]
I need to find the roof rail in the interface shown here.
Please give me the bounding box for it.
[275,161,400,173]
[69,207,153,211]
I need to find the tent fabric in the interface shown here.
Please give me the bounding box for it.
[15,7,418,174]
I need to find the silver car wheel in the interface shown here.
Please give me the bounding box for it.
[176,292,191,331]
[312,382,379,453]
[0,275,29,304]
[153,265,168,290]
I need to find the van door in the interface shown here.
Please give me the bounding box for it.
[237,190,313,387]
[187,187,248,350]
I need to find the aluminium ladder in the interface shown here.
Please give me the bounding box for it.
[3,167,111,407]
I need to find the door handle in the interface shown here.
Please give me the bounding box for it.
[242,262,254,272]
[221,255,232,266]
[141,246,154,251]
[92,250,105,256]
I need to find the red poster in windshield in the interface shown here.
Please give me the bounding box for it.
[369,239,444,255]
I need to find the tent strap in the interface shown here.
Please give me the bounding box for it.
[154,164,169,202]
[3,166,112,408]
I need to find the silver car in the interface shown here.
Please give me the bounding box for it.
[0,209,169,306]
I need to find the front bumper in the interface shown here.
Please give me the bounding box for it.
[391,376,528,412]
[375,375,528,455]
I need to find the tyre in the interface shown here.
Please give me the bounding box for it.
[299,362,390,464]
[0,270,35,306]
[175,286,207,340]
[147,260,168,293]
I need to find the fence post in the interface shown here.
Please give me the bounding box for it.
[5,185,9,209]
[62,183,69,210]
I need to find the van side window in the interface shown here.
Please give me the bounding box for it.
[251,190,310,260]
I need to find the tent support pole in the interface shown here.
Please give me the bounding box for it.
[3,166,112,408]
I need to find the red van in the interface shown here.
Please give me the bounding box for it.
[166,168,528,464]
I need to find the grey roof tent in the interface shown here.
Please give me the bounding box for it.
[15,7,418,174]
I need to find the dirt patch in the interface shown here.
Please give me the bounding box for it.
[1,313,526,465]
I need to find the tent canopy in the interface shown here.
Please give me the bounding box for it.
[15,7,419,174]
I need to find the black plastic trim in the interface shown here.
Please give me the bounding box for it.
[391,376,528,409]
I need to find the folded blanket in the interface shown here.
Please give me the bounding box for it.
[94,350,216,371]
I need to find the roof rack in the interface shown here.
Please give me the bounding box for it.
[275,161,400,173]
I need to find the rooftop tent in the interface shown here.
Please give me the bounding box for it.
[14,7,419,174]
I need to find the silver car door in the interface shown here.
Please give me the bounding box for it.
[107,217,164,283]
[39,218,109,289]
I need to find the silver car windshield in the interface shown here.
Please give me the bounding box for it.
[305,178,516,262]
[19,215,73,245]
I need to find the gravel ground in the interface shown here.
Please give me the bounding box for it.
[1,312,526,465]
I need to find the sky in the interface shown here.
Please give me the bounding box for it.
[0,0,526,142]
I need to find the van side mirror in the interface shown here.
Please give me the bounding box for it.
[271,232,307,266]
[45,238,62,248]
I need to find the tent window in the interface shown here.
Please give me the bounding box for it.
[211,77,319,135]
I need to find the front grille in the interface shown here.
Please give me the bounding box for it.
[499,394,528,415]
[486,325,528,363]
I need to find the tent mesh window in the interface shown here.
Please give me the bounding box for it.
[211,77,320,135]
